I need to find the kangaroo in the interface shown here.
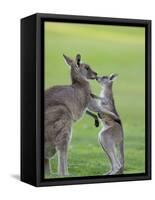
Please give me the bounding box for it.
[89,74,124,175]
[45,54,98,176]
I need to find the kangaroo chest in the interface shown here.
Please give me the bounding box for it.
[69,88,90,121]
[99,91,112,111]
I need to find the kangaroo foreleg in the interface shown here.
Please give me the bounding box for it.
[86,110,99,127]
[90,93,108,105]
[89,94,119,120]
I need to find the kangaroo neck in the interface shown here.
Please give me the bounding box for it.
[73,79,91,93]
[101,84,113,100]
[100,84,119,117]
[70,78,91,122]
[71,75,91,92]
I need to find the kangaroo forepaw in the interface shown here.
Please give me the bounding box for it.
[95,119,99,127]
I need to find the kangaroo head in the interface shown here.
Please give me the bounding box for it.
[63,54,97,81]
[96,73,118,87]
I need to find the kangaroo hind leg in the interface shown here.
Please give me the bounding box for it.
[99,131,121,175]
[57,144,69,176]
[56,121,71,176]
[117,140,124,174]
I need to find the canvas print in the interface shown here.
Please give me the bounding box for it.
[44,22,145,179]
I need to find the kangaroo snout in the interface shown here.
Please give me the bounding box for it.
[94,72,97,77]
[88,71,97,80]
[92,71,97,79]
[96,76,102,82]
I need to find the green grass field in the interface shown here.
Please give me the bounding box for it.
[44,22,145,178]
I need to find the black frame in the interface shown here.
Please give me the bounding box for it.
[21,13,151,187]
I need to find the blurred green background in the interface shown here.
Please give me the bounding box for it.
[44,22,145,178]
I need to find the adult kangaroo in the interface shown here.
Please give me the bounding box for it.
[45,54,97,176]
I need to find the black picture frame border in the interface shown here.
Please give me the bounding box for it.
[21,13,151,187]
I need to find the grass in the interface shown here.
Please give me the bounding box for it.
[44,22,145,178]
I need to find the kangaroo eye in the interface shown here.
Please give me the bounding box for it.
[86,66,89,70]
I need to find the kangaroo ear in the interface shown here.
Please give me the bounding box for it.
[109,73,118,81]
[76,54,81,66]
[63,54,74,66]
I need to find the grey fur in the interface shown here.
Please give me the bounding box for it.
[44,54,97,176]
[90,74,124,175]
